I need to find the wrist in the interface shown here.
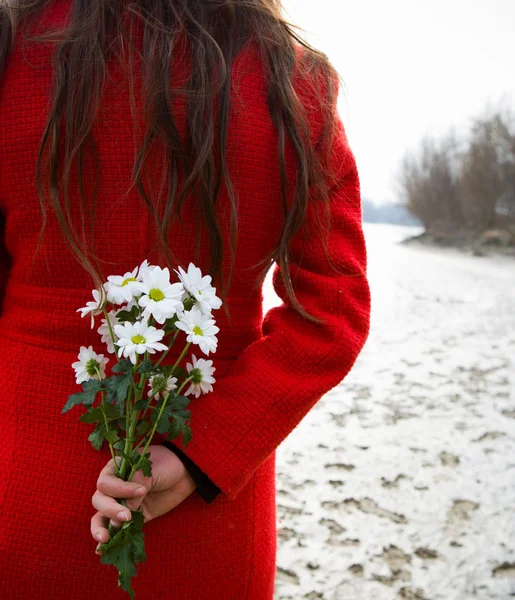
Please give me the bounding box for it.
[161,440,221,503]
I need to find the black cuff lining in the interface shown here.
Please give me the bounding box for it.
[162,440,222,504]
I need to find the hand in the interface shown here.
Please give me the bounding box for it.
[91,445,196,553]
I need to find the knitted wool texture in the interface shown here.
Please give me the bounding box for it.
[0,1,371,598]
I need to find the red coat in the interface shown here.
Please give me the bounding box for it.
[0,1,370,599]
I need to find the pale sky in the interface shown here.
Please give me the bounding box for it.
[282,0,515,204]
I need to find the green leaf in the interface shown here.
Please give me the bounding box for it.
[88,423,106,451]
[103,401,124,420]
[116,305,140,325]
[156,415,172,435]
[78,406,105,424]
[127,510,146,561]
[173,408,191,421]
[115,450,132,462]
[130,509,145,529]
[167,418,181,439]
[156,408,175,435]
[61,379,102,414]
[167,409,191,441]
[135,420,152,437]
[168,394,190,411]
[111,359,133,374]
[83,379,104,393]
[136,360,155,374]
[133,452,152,478]
[131,529,146,564]
[113,542,136,598]
[150,397,175,434]
[105,371,133,410]
[104,429,120,445]
[113,438,126,452]
[79,400,122,426]
[98,509,146,600]
[172,366,188,381]
[182,424,193,447]
[133,398,149,411]
[99,526,126,559]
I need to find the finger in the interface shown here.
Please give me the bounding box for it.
[92,489,133,522]
[91,511,110,555]
[91,510,110,544]
[123,470,152,511]
[97,460,148,502]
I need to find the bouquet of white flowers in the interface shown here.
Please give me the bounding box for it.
[62,260,222,598]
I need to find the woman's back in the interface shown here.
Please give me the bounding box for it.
[0,0,297,293]
[0,1,370,598]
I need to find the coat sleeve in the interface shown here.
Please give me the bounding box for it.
[0,212,11,316]
[162,440,221,503]
[171,106,371,500]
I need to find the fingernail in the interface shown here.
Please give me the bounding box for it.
[118,511,130,521]
[135,487,146,496]
[96,532,103,542]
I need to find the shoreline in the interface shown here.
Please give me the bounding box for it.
[400,230,515,259]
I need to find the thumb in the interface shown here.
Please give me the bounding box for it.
[124,468,152,511]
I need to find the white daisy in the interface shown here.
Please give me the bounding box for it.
[137,259,155,280]
[138,266,185,324]
[72,345,109,385]
[77,289,105,329]
[104,266,145,305]
[114,321,168,365]
[184,354,216,398]
[175,304,219,355]
[174,262,222,315]
[147,374,178,400]
[97,308,122,354]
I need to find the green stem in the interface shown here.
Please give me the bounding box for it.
[127,350,150,443]
[93,365,118,473]
[129,373,194,467]
[139,385,162,422]
[126,390,171,482]
[106,497,129,539]
[102,307,117,353]
[117,378,135,480]
[141,340,191,424]
[112,337,192,486]
[170,341,192,374]
[175,374,194,396]
[137,351,150,393]
[155,329,180,368]
[105,345,196,540]
[138,336,186,421]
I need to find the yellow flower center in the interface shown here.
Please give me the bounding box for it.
[193,325,203,336]
[121,277,137,287]
[149,288,165,301]
[132,334,146,344]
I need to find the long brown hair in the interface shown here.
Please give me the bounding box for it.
[0,0,345,324]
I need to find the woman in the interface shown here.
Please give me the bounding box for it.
[0,0,370,598]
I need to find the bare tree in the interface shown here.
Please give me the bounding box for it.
[398,133,463,234]
[460,108,515,230]
[399,102,515,237]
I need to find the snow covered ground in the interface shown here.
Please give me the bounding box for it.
[266,223,515,600]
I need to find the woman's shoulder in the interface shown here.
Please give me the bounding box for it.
[231,39,339,144]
